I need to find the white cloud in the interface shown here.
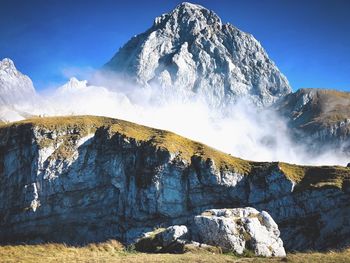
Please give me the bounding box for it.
[8,71,349,166]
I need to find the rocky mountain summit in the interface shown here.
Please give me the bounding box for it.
[105,2,291,106]
[0,116,349,253]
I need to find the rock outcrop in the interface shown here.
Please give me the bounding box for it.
[194,208,285,257]
[0,116,349,252]
[105,2,291,107]
[134,208,285,257]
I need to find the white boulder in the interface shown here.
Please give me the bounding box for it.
[194,207,286,257]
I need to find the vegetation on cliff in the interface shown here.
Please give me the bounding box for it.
[1,115,349,191]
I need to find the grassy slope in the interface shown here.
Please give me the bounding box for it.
[278,88,350,131]
[0,242,349,263]
[1,115,349,190]
[0,115,251,174]
[313,89,350,125]
[279,163,350,190]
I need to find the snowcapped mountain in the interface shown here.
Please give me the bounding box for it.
[0,58,37,122]
[0,58,36,105]
[56,77,89,93]
[105,2,291,107]
[51,77,132,117]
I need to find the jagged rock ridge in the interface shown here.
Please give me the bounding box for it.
[105,2,291,106]
[0,116,349,252]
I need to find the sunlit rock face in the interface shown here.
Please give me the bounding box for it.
[0,116,349,252]
[105,2,291,107]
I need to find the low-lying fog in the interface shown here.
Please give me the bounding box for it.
[10,70,349,166]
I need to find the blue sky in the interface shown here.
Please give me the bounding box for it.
[0,0,349,91]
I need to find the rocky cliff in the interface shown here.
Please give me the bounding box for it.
[0,116,349,251]
[105,2,291,107]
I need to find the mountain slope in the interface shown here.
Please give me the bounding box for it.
[105,2,291,106]
[0,116,349,251]
[276,88,350,152]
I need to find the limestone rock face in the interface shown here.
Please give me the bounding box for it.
[0,116,349,252]
[105,2,291,107]
[194,208,286,257]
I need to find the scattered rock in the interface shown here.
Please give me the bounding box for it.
[158,225,188,247]
[135,225,188,253]
[193,207,286,257]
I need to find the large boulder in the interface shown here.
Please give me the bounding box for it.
[193,207,286,257]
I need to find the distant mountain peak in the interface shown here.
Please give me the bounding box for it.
[57,77,88,93]
[0,58,35,100]
[0,58,37,122]
[161,2,219,21]
[178,2,202,9]
[0,58,16,71]
[105,2,291,107]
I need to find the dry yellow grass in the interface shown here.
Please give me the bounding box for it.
[0,115,252,174]
[296,88,350,127]
[279,162,349,190]
[1,115,349,187]
[0,242,349,263]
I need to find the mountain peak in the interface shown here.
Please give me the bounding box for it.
[0,58,36,114]
[173,2,210,15]
[106,2,291,107]
[154,1,222,32]
[0,58,16,72]
[58,77,88,93]
[177,2,203,9]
